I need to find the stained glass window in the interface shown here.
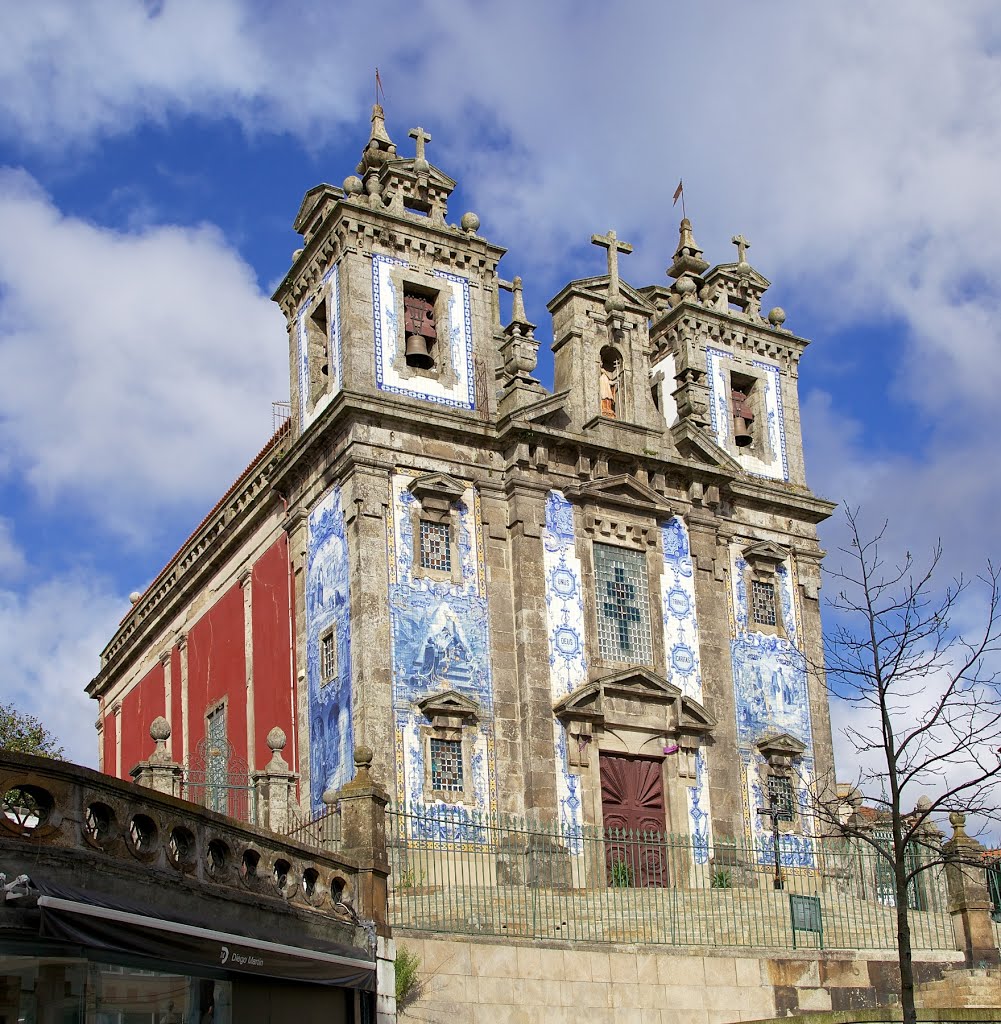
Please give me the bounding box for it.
[419,520,452,573]
[429,737,463,791]
[751,580,777,626]
[594,543,653,664]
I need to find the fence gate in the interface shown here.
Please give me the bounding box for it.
[182,737,255,825]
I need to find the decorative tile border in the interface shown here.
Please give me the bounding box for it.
[296,262,342,433]
[705,347,788,482]
[372,254,475,410]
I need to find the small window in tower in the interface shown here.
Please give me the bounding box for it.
[767,774,796,823]
[730,372,758,450]
[319,628,337,684]
[419,519,452,573]
[751,580,778,627]
[599,347,621,418]
[403,287,438,370]
[306,299,329,408]
[429,737,463,792]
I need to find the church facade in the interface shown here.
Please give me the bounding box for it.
[89,106,837,859]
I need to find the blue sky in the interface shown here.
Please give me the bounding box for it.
[0,1,999,804]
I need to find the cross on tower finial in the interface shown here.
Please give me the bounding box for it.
[731,233,751,264]
[591,229,633,307]
[409,126,432,167]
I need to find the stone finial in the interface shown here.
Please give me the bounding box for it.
[322,787,338,807]
[342,175,364,196]
[460,211,480,234]
[767,306,786,327]
[148,716,172,764]
[267,726,287,753]
[355,103,397,178]
[355,745,374,773]
[667,217,709,281]
[732,233,751,264]
[510,276,527,325]
[368,104,395,149]
[591,229,633,314]
[129,592,142,604]
[950,811,968,838]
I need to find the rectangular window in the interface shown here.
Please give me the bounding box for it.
[429,737,463,792]
[751,580,777,626]
[768,775,795,822]
[594,543,653,664]
[320,629,337,682]
[419,519,452,573]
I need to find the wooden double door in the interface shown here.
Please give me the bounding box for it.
[599,752,668,888]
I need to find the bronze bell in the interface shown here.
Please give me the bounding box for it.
[732,389,755,447]
[405,334,433,369]
[733,415,754,447]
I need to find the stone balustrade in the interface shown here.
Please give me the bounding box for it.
[0,745,388,936]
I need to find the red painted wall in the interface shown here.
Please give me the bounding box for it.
[251,534,296,770]
[119,662,166,777]
[170,645,183,762]
[103,710,117,775]
[186,583,247,765]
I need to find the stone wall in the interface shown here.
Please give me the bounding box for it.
[395,933,965,1024]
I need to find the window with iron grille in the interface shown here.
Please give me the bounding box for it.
[594,543,653,664]
[320,629,337,683]
[429,738,463,792]
[751,580,778,626]
[419,520,452,573]
[768,774,796,822]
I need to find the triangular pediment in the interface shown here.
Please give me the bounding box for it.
[293,183,343,235]
[600,667,681,702]
[742,541,788,566]
[416,689,480,720]
[569,474,672,517]
[547,276,656,316]
[385,159,457,192]
[757,732,806,758]
[670,421,741,474]
[705,263,772,292]
[408,472,466,505]
[517,390,573,428]
[679,695,717,734]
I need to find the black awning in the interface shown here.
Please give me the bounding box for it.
[32,886,374,991]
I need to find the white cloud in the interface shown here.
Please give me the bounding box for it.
[0,519,25,581]
[0,170,286,538]
[0,572,124,767]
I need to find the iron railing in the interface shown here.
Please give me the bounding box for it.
[386,804,955,951]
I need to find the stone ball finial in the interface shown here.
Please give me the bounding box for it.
[460,212,480,233]
[322,787,338,806]
[292,248,303,262]
[343,175,363,195]
[736,260,751,280]
[768,306,787,327]
[949,811,968,838]
[150,716,171,742]
[675,276,697,298]
[267,727,287,753]
[129,592,142,604]
[916,795,932,812]
[354,745,374,769]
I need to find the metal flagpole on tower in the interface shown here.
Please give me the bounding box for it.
[375,68,386,105]
[673,179,686,221]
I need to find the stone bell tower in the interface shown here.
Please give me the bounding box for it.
[272,104,508,438]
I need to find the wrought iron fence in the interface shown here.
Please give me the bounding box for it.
[180,738,255,825]
[386,804,955,951]
[284,803,341,849]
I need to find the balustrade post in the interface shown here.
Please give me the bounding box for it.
[943,812,1000,967]
[333,746,390,935]
[130,718,183,797]
[250,727,299,834]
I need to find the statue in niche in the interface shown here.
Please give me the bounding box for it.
[599,347,620,418]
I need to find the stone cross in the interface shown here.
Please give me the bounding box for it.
[731,233,751,264]
[591,229,633,303]
[409,126,432,165]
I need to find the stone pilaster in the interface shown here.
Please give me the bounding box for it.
[251,727,299,834]
[334,747,390,934]
[943,812,1001,967]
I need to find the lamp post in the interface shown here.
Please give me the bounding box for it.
[757,791,793,890]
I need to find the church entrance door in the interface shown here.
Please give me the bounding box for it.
[599,752,667,887]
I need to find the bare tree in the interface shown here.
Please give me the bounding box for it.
[822,509,1001,1024]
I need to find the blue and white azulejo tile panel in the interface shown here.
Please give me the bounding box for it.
[386,471,494,818]
[542,490,587,834]
[659,516,713,857]
[305,484,353,813]
[705,347,788,481]
[296,262,342,432]
[371,254,475,410]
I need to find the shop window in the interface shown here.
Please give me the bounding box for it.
[594,543,653,665]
